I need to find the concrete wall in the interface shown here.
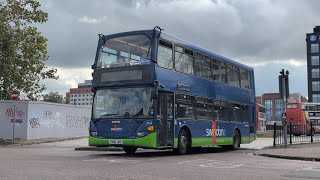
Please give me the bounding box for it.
[0,101,91,140]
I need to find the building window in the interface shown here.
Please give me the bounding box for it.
[312,94,320,103]
[74,95,77,97]
[312,68,320,78]
[275,100,283,121]
[71,95,73,97]
[311,56,319,65]
[313,81,320,91]
[78,103,80,105]
[311,44,319,53]
[265,99,272,121]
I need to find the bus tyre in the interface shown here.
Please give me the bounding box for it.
[123,147,137,154]
[232,131,240,150]
[177,129,190,155]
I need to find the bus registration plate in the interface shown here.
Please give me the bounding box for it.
[109,140,123,144]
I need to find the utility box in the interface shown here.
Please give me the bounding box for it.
[0,100,91,140]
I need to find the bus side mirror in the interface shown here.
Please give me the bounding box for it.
[91,64,95,69]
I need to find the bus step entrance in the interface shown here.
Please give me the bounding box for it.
[157,146,172,150]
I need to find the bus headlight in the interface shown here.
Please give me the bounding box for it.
[147,126,154,132]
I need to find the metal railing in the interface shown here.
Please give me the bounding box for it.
[273,122,320,147]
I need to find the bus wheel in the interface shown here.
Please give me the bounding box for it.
[177,129,189,155]
[232,131,240,150]
[123,147,137,154]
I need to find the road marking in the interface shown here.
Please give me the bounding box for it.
[178,159,244,169]
[83,158,141,163]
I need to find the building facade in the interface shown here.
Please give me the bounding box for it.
[258,93,308,127]
[66,80,93,107]
[307,26,320,102]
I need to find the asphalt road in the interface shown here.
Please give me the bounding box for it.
[0,141,320,180]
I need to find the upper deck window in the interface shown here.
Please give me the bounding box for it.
[157,40,173,69]
[227,64,240,87]
[175,46,194,74]
[195,54,211,79]
[98,34,151,68]
[240,69,252,89]
[212,59,227,83]
[287,104,298,109]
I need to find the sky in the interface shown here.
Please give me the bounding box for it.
[37,0,320,97]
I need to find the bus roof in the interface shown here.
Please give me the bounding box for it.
[101,29,254,72]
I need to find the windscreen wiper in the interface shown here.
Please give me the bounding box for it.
[93,114,117,123]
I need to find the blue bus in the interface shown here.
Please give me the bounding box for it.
[89,27,256,154]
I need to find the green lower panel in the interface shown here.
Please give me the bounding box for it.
[89,133,157,148]
[241,137,251,144]
[174,136,251,148]
[191,137,233,147]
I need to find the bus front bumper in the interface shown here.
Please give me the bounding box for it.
[89,132,157,148]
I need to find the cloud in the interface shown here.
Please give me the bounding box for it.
[42,66,92,95]
[245,59,307,68]
[35,0,318,96]
[77,15,107,24]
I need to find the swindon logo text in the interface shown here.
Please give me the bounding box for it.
[206,126,227,137]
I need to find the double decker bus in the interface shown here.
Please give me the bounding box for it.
[89,27,256,154]
[286,102,320,135]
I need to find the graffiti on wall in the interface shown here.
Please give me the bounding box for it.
[28,109,90,129]
[66,115,90,128]
[5,106,25,125]
[29,118,40,128]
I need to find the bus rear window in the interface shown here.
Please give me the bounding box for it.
[287,104,297,109]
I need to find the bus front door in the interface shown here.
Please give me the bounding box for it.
[157,92,174,147]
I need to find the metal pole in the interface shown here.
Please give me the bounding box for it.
[289,122,292,145]
[282,74,288,148]
[273,123,276,147]
[12,103,16,143]
[311,122,313,143]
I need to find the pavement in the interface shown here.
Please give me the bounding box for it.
[2,137,320,162]
[255,143,320,161]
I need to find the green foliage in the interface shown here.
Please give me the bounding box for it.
[43,91,64,104]
[0,0,58,100]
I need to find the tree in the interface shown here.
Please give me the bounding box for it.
[0,0,58,100]
[43,91,64,104]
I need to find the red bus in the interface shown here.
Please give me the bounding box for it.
[286,102,320,135]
